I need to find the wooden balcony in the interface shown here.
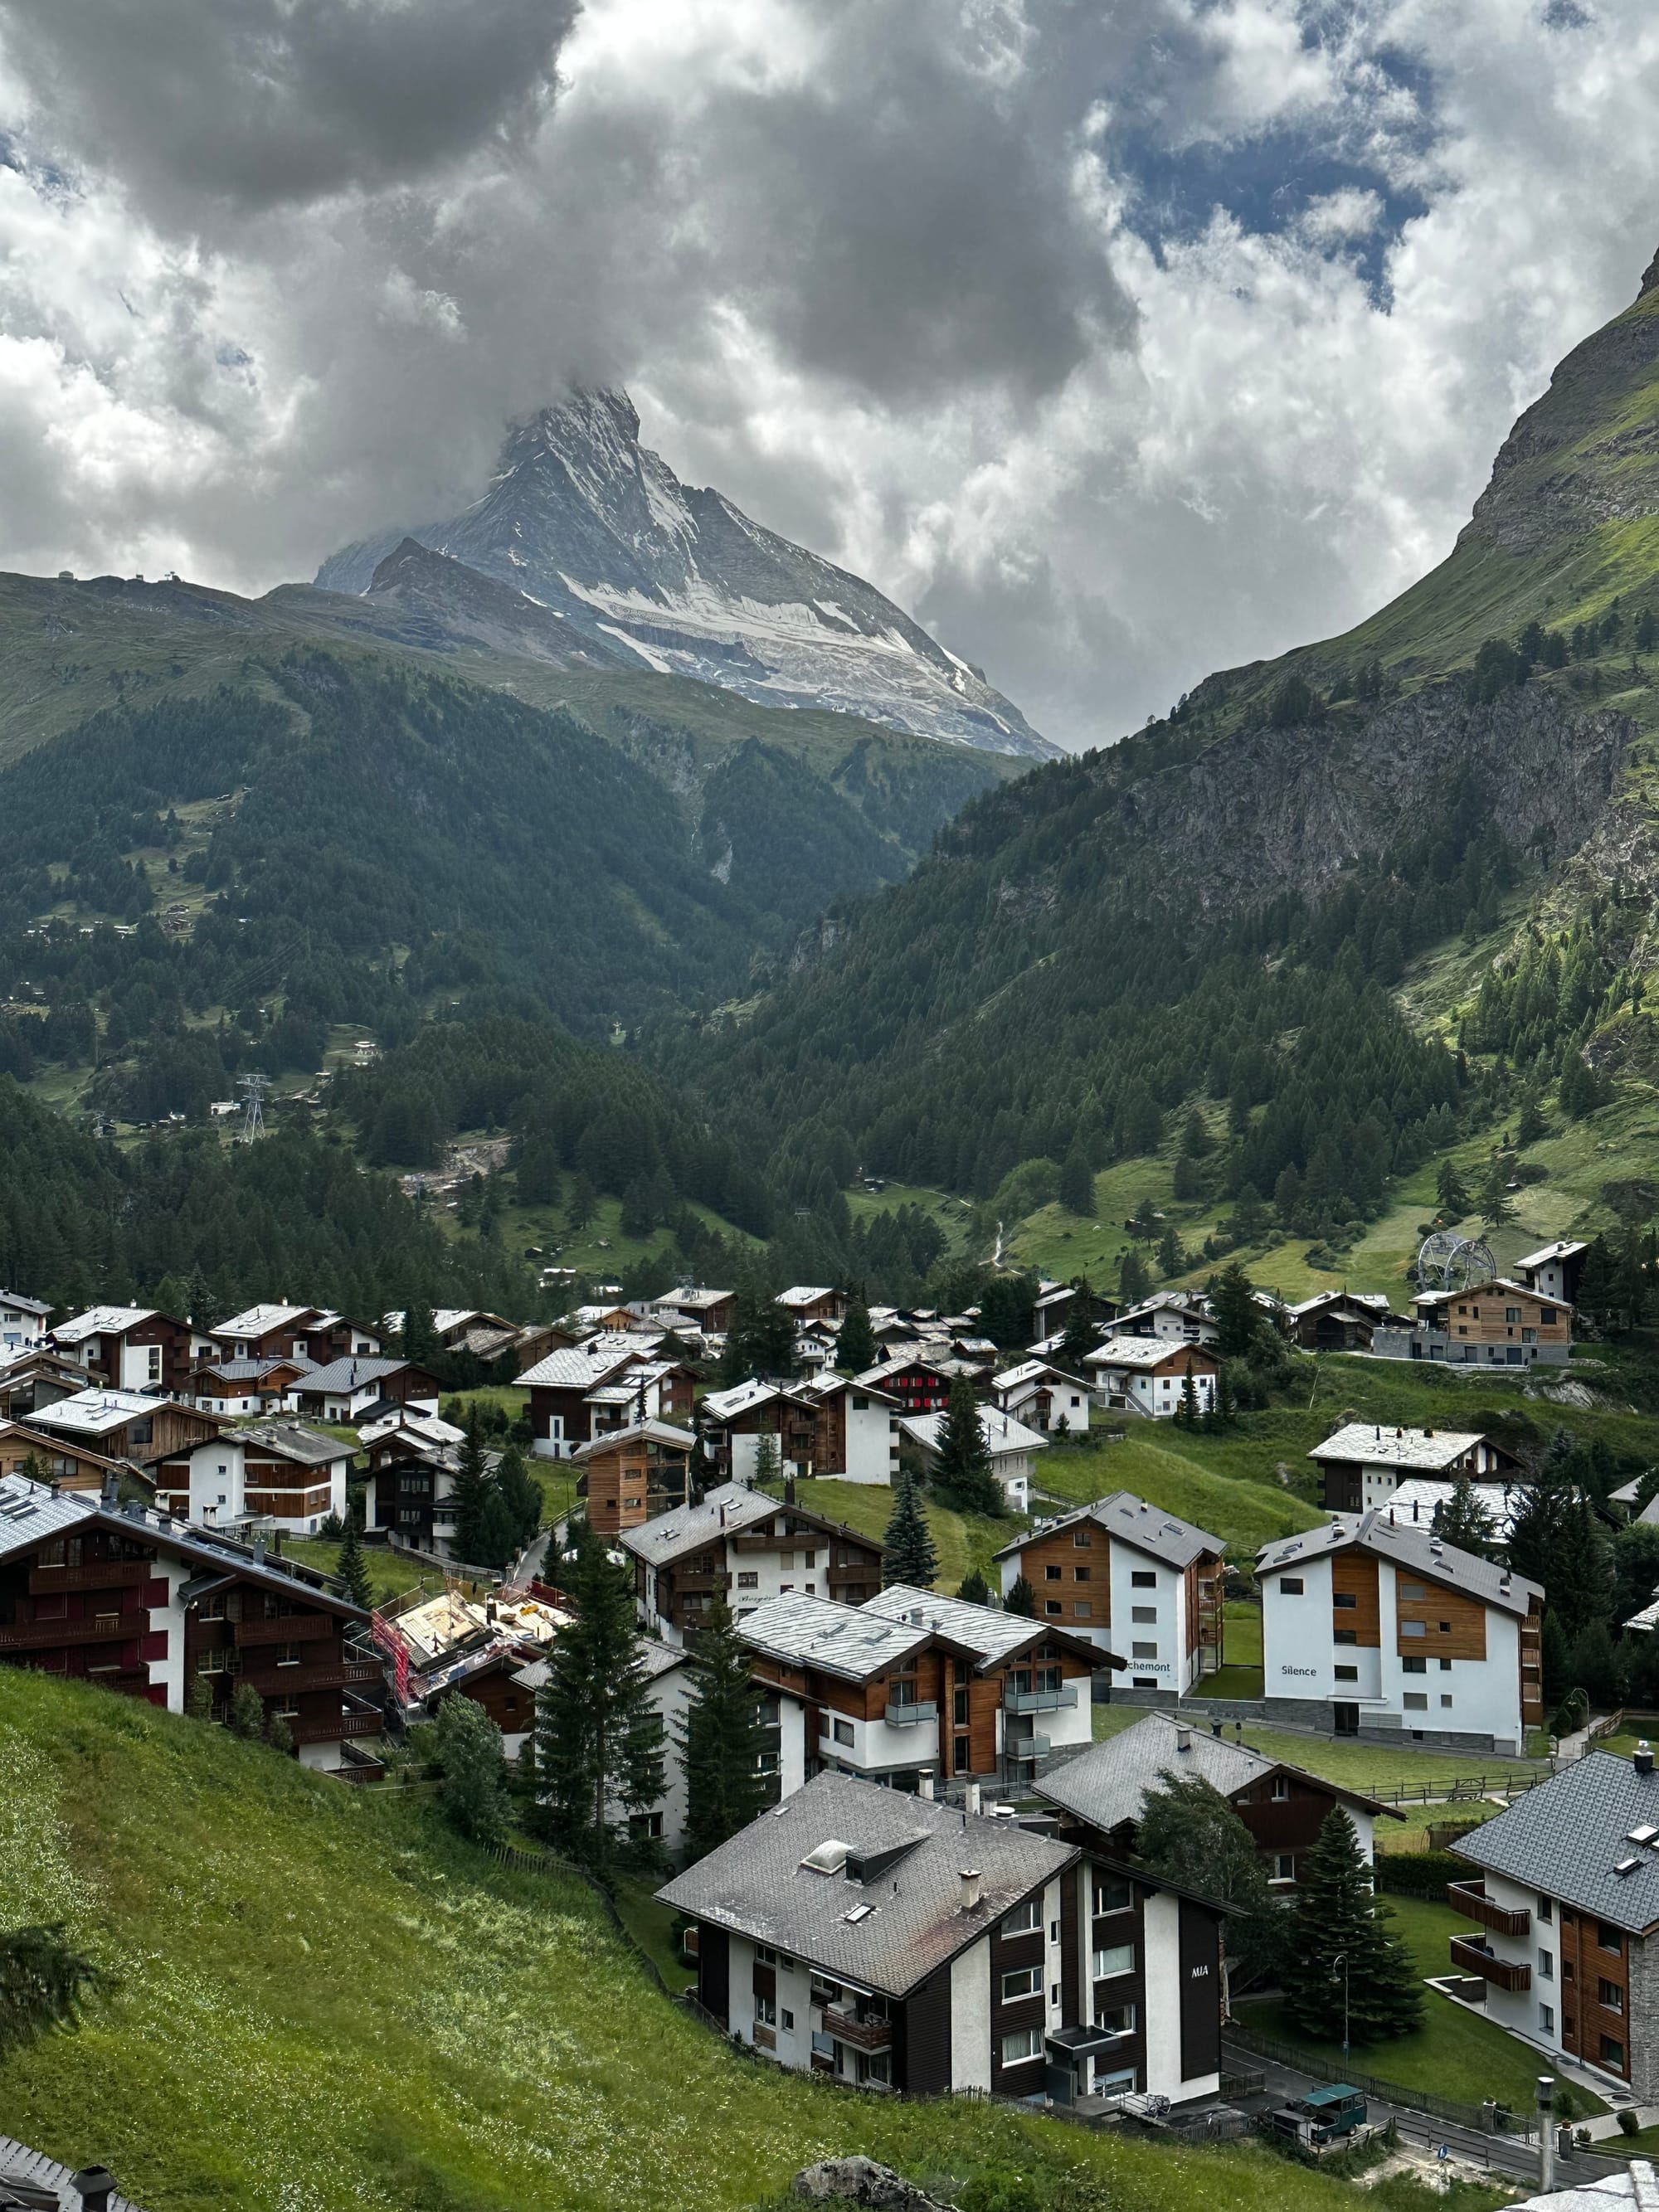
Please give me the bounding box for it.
[669,1570,723,1593]
[730,1534,780,1555]
[1449,1935,1530,1992]
[1447,1881,1530,1937]
[28,1559,153,1593]
[820,2005,891,2052]
[0,1614,134,1651]
[288,1707,383,1747]
[232,1612,337,1647]
[238,1657,383,1696]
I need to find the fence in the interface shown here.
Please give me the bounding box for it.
[484,1841,674,1996]
[1222,2022,1536,2142]
[1360,1772,1545,1807]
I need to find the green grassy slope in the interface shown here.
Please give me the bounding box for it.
[2,1670,1394,2212]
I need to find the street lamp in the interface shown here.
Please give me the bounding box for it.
[1331,1952,1350,2069]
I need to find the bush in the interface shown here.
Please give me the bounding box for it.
[1372,1850,1469,1898]
[1619,2106,1640,2137]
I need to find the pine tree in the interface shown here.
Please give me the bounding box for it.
[1435,1159,1472,1218]
[1136,1767,1282,2011]
[956,1568,991,1605]
[435,1691,508,1845]
[1058,1281,1098,1375]
[835,1297,878,1375]
[751,1429,782,1490]
[1156,1225,1184,1280]
[496,1442,543,1550]
[1118,1248,1152,1305]
[721,1283,799,1384]
[1432,1474,1497,1560]
[1506,1450,1613,1640]
[0,1927,110,2062]
[1174,1356,1199,1427]
[449,1415,494,1565]
[1516,1085,1549,1149]
[678,1593,769,1861]
[1004,1573,1036,1617]
[932,1376,1002,1516]
[532,1521,665,1867]
[883,1471,939,1588]
[1477,1153,1515,1232]
[1058,1147,1095,1217]
[1209,1261,1260,1359]
[229,1681,266,1739]
[336,1510,372,1612]
[1280,1807,1423,2042]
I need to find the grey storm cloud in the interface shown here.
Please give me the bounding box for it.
[0,0,579,217]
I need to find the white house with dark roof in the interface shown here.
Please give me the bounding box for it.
[1448,1744,1659,2098]
[151,1422,351,1536]
[990,1359,1093,1437]
[1084,1334,1219,1419]
[896,1405,1045,1510]
[1257,1511,1545,1753]
[0,1290,50,1350]
[1308,1422,1523,1514]
[1515,1240,1590,1307]
[657,1769,1227,2108]
[993,1492,1225,1684]
[1107,1295,1217,1346]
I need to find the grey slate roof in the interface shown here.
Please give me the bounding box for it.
[0,2137,145,2212]
[1257,1508,1542,1619]
[1034,1709,1391,1834]
[993,1490,1224,1569]
[620,1481,776,1566]
[737,1591,932,1680]
[1309,1423,1486,1471]
[657,1770,1077,1997]
[1454,1751,1659,1932]
[863,1583,1072,1668]
[513,1344,639,1389]
[292,1356,418,1396]
[236,1422,351,1466]
[569,1418,694,1461]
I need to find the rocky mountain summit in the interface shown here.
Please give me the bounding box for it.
[317,389,1053,758]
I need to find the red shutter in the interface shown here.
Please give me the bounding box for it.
[140,1631,169,1662]
[144,1578,169,1607]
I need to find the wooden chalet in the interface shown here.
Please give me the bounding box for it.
[572,1419,695,1539]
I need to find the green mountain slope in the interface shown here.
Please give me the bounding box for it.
[670,244,1659,1300]
[0,1670,1368,2212]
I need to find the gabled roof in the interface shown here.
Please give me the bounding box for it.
[702,1378,798,1422]
[291,1355,423,1396]
[665,1286,733,1311]
[657,1771,1077,1999]
[212,1304,319,1338]
[1085,1334,1216,1372]
[570,1418,695,1461]
[0,2135,147,2212]
[1113,1294,1214,1325]
[1453,1752,1659,1933]
[737,1590,933,1679]
[898,1407,1048,1464]
[1412,1276,1571,1312]
[992,1358,1089,1393]
[620,1481,777,1566]
[1257,1508,1542,1616]
[776,1286,838,1309]
[1309,1423,1489,1472]
[0,1291,51,1318]
[863,1583,1109,1670]
[994,1490,1224,1569]
[196,1355,314,1383]
[514,1344,643,1389]
[27,1388,222,1439]
[1034,1710,1397,1834]
[1285,1290,1394,1318]
[1515,1241,1589,1271]
[52,1305,163,1342]
[795,1373,899,1407]
[236,1422,352,1467]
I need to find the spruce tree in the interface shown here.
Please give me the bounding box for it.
[0,1927,110,2062]
[435,1692,508,1845]
[678,1593,769,1860]
[1156,1225,1184,1280]
[1136,1767,1282,2010]
[1058,1148,1095,1217]
[932,1376,1002,1516]
[1280,1808,1422,2043]
[751,1429,782,1490]
[1431,1475,1496,1558]
[1506,1454,1613,1641]
[1477,1154,1515,1232]
[495,1442,543,1551]
[883,1471,939,1588]
[835,1298,878,1375]
[533,1521,665,1867]
[1004,1573,1036,1617]
[1118,1249,1152,1305]
[336,1510,372,1612]
[1209,1262,1260,1359]
[1058,1281,1098,1374]
[1434,1159,1472,1218]
[449,1415,493,1564]
[229,1681,266,1739]
[956,1567,991,1605]
[1174,1356,1199,1427]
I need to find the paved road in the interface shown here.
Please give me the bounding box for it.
[1223,2039,1627,2187]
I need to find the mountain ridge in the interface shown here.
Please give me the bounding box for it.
[316,387,1055,759]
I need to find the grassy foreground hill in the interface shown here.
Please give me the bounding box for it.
[0,1670,1486,2212]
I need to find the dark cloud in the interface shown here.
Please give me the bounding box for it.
[1,0,578,219]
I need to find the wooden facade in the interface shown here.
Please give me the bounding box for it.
[580,1432,691,1538]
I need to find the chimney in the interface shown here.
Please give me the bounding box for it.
[1175,1723,1192,1753]
[918,1772,935,1801]
[966,1780,982,1816]
[71,2171,118,2212]
[1637,1742,1655,1779]
[959,1868,982,1913]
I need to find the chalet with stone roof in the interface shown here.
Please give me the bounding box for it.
[993,1492,1224,1683]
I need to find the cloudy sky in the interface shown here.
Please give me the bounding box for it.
[1,0,1657,749]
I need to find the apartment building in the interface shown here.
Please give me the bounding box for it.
[738,1585,1103,1794]
[572,1419,694,1539]
[1083,1336,1220,1419]
[659,1771,1227,2109]
[621,1481,885,1645]
[1309,1422,1525,1514]
[1372,1278,1574,1369]
[990,1359,1093,1438]
[51,1306,203,1398]
[1257,1511,1545,1753]
[993,1492,1224,1684]
[1448,1745,1659,2098]
[150,1422,352,1538]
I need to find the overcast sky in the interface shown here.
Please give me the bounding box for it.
[2,0,1657,749]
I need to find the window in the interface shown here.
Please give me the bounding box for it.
[1270,1777,1290,1801]
[274,1641,302,1667]
[1334,1665,1359,1682]
[1440,1694,1453,1709]
[1131,1641,1157,1660]
[1598,1924,1623,1956]
[1506,1307,1521,1325]
[1333,1592,1357,1610]
[1045,1565,1062,1581]
[833,1719,854,1746]
[1092,1943,1134,1979]
[1401,1621,1428,1638]
[1045,1600,1062,1616]
[1540,2003,1555,2035]
[1400,1582,1426,1600]
[817,1712,830,1738]
[1602,2035,1625,2069]
[1538,1897,1554,1924]
[1093,2004,1135,2037]
[1403,1692,1428,1711]
[1002,1898,1041,1935]
[1072,1529,1092,1548]
[1402,1656,1427,1674]
[1000,1967,1041,2001]
[1093,1878,1131,1916]
[781,2008,795,2032]
[1334,1630,1358,1646]
[1131,1570,1156,1588]
[1541,1307,1557,1325]
[1272,1854,1296,1882]
[1598,1979,1624,2014]
[1000,2028,1044,2067]
[1131,1605,1156,1624]
[953,1736,971,1775]
[629,1811,664,1840]
[755,1993,777,2027]
[1440,1657,1452,1671]
[737,1572,758,1588]
[1074,1602,1092,1620]
[1073,1566,1090,1582]
[1539,1950,1554,1981]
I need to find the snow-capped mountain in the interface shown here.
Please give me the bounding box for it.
[316,390,1054,758]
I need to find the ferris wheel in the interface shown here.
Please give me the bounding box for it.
[1413,1229,1496,1294]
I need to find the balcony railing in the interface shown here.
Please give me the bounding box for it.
[0,1614,134,1651]
[1004,1685,1077,1714]
[238,1657,384,1696]
[883,1699,937,1728]
[1447,1881,1530,1937]
[289,1708,384,1746]
[28,1559,153,1594]
[820,2005,891,2052]
[1448,1935,1530,1992]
